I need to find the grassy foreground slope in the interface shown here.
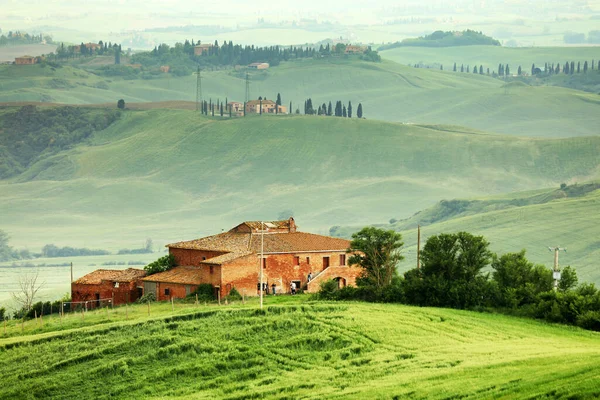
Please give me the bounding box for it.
[1,58,600,137]
[2,109,600,251]
[1,302,599,399]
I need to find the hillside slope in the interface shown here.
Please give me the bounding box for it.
[333,183,600,284]
[1,58,599,137]
[1,302,599,399]
[1,108,599,252]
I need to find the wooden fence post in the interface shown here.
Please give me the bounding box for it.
[171,296,174,312]
[218,290,221,306]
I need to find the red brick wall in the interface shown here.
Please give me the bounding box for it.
[305,265,363,293]
[155,283,198,302]
[221,251,350,296]
[169,248,227,266]
[72,280,142,308]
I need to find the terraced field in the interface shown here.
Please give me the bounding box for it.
[1,301,599,399]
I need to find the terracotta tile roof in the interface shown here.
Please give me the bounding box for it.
[142,266,203,285]
[199,251,254,265]
[73,268,146,285]
[168,232,350,255]
[246,99,276,106]
[250,232,350,253]
[240,220,291,230]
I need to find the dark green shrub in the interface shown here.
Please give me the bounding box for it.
[227,287,242,301]
[189,283,214,302]
[576,311,600,331]
[318,279,340,300]
[137,292,156,303]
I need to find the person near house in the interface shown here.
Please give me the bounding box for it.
[307,272,313,282]
[271,283,276,295]
[290,281,296,295]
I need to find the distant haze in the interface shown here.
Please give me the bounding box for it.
[1,0,600,47]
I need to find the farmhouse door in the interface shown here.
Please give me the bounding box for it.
[323,256,330,271]
[144,282,157,298]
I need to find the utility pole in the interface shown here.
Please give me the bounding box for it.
[195,66,202,112]
[548,246,566,291]
[260,221,264,310]
[417,225,421,269]
[245,72,250,103]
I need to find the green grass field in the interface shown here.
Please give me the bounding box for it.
[2,108,599,255]
[1,299,599,399]
[1,57,599,137]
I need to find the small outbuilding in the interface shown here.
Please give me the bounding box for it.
[71,268,146,309]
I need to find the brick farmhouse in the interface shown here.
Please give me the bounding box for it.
[142,218,361,300]
[71,268,146,309]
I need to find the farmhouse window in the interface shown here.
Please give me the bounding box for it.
[306,257,310,264]
[262,258,267,269]
[294,256,300,265]
[340,254,346,266]
[165,288,170,296]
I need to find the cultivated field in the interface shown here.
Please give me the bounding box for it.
[1,58,599,137]
[1,300,599,399]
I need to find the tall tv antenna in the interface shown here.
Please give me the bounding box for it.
[195,66,203,112]
[245,72,250,103]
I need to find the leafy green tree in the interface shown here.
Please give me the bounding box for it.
[491,250,553,307]
[144,254,177,275]
[558,266,578,292]
[404,232,492,309]
[348,227,404,291]
[357,103,363,118]
[117,99,125,109]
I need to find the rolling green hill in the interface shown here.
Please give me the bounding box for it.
[380,45,600,73]
[333,183,600,284]
[1,301,599,399]
[1,107,599,257]
[1,58,600,137]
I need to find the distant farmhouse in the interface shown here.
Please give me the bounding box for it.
[72,42,103,54]
[14,56,37,65]
[244,99,286,114]
[143,218,360,300]
[344,45,368,54]
[227,99,287,116]
[194,44,213,56]
[248,62,269,70]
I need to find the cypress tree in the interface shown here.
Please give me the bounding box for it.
[518,65,522,75]
[220,104,223,117]
[453,62,457,72]
[357,103,363,118]
[343,106,347,117]
[570,61,575,74]
[327,101,332,116]
[472,65,477,73]
[479,65,483,74]
[505,64,510,76]
[289,101,292,114]
[348,101,352,118]
[531,63,535,75]
[460,64,464,72]
[577,61,581,73]
[583,61,588,73]
[276,93,282,106]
